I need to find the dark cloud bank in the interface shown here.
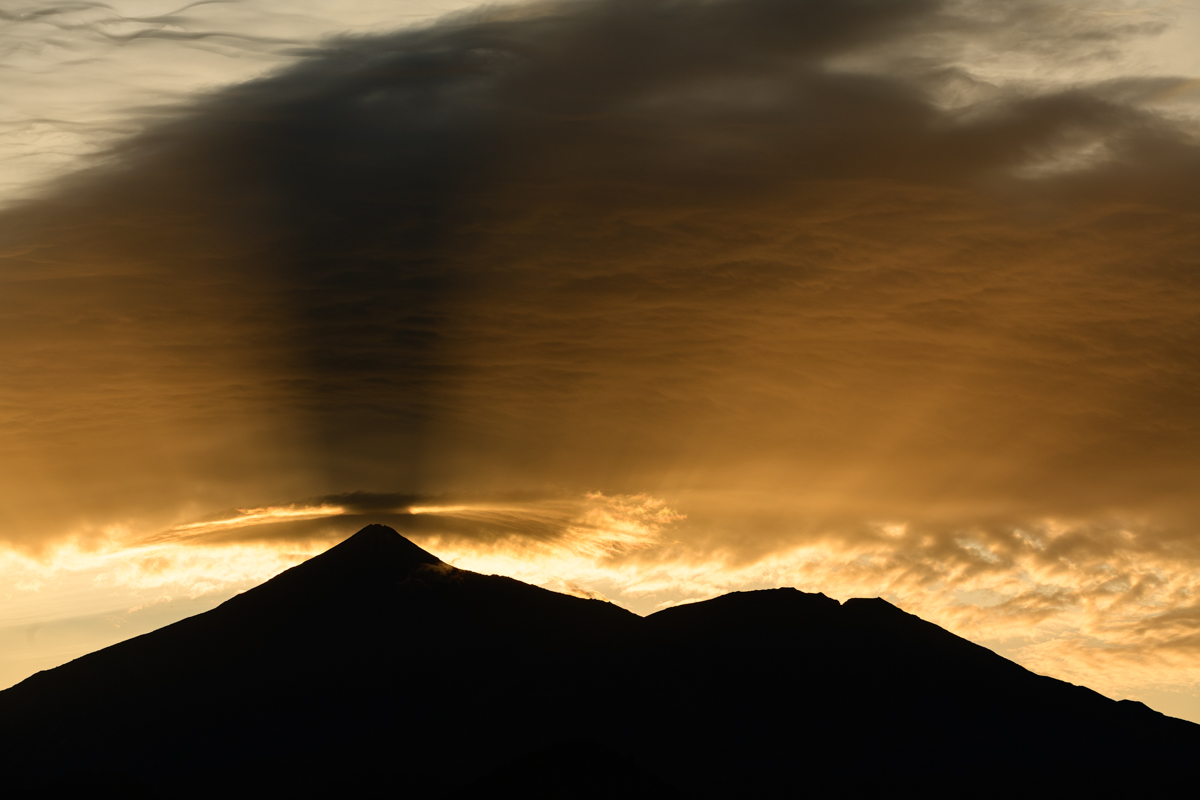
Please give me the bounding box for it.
[2,0,1199,583]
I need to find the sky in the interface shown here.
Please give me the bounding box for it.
[3,0,1200,723]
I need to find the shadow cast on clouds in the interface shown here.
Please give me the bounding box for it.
[2,0,1199,628]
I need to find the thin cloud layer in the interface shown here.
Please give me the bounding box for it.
[2,0,1200,716]
[0,0,481,200]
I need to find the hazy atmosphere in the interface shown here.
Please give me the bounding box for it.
[3,0,1200,722]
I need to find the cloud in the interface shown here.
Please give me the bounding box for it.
[0,0,476,200]
[2,0,1200,712]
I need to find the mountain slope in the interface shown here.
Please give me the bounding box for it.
[2,525,1196,797]
[637,589,1197,795]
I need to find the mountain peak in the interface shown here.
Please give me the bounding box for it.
[217,524,444,614]
[274,523,437,579]
[291,523,443,579]
[339,523,442,559]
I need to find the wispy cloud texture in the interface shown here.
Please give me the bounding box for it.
[2,0,1200,719]
[0,0,480,200]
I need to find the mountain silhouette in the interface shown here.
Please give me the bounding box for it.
[2,524,1196,797]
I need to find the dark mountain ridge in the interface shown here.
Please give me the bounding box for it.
[2,525,1195,797]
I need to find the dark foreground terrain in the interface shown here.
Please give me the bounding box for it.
[3,525,1197,797]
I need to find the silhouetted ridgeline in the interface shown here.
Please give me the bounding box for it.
[2,525,1196,797]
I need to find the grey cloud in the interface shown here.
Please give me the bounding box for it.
[2,0,1199,565]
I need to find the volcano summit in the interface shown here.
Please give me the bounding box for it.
[2,525,1196,797]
